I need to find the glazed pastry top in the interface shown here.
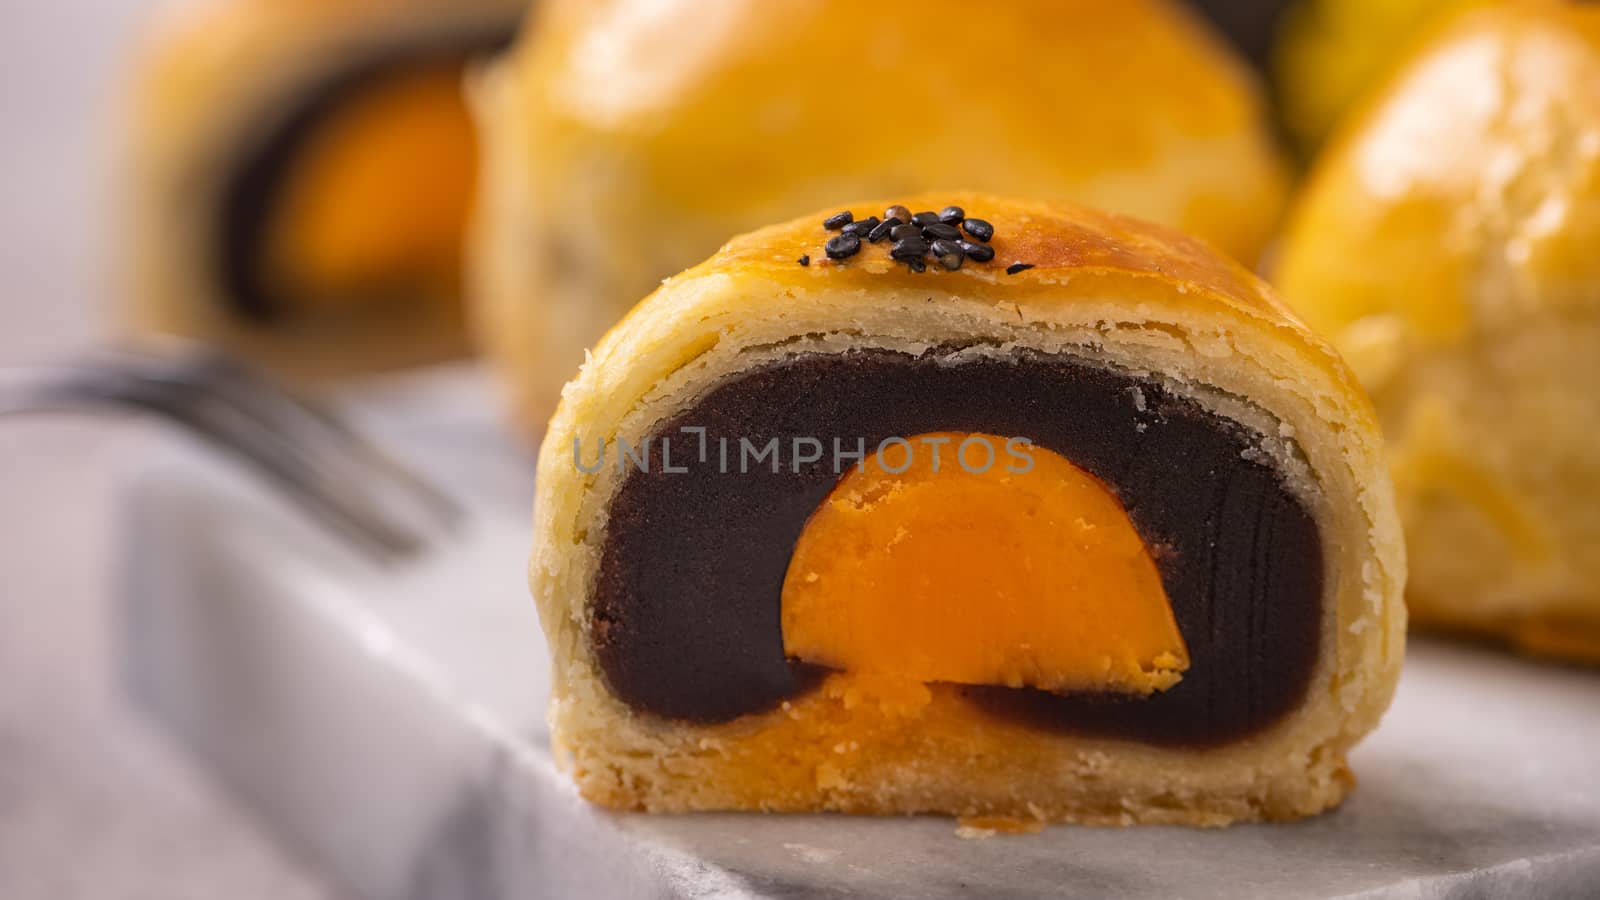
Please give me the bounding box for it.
[708,194,1287,312]
[508,0,1290,264]
[587,192,1368,427]
[129,0,524,146]
[1276,3,1600,357]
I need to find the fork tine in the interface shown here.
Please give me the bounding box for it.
[5,357,425,561]
[0,343,460,562]
[174,351,462,525]
[130,348,464,531]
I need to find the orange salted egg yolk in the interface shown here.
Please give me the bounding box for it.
[781,432,1189,696]
[263,62,479,314]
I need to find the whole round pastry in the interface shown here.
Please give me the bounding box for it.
[532,193,1405,825]
[124,0,524,380]
[472,0,1291,425]
[1274,4,1600,663]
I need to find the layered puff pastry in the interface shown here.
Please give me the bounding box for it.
[530,194,1406,826]
[124,0,524,380]
[471,0,1292,427]
[1275,3,1600,665]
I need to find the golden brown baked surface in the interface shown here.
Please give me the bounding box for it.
[471,0,1291,425]
[123,0,524,381]
[531,193,1406,826]
[1274,3,1600,664]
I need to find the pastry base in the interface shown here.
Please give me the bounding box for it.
[560,673,1352,827]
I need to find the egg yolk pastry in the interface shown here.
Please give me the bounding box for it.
[471,0,1292,426]
[1275,3,1600,665]
[124,0,524,379]
[530,195,1405,826]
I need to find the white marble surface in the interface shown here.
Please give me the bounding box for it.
[0,2,338,897]
[119,372,1600,899]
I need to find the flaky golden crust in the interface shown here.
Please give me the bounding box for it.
[1274,4,1600,665]
[471,0,1290,427]
[531,193,1406,826]
[122,0,523,382]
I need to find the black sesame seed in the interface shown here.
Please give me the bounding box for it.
[884,204,912,223]
[841,216,879,237]
[1006,262,1035,275]
[959,240,995,262]
[823,210,854,230]
[798,254,810,267]
[890,224,921,241]
[962,218,994,242]
[939,205,965,225]
[907,257,927,273]
[890,236,930,260]
[922,222,961,241]
[867,218,899,242]
[931,239,965,270]
[910,211,940,227]
[825,233,861,260]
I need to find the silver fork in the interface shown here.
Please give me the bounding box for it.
[0,341,462,562]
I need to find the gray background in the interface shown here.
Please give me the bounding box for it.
[0,3,338,897]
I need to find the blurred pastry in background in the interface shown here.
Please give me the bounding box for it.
[530,194,1404,824]
[1271,0,1488,155]
[124,0,525,380]
[1275,3,1600,664]
[471,0,1292,425]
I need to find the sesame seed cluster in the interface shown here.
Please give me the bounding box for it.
[801,204,1033,275]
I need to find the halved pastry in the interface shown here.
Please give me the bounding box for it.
[1275,3,1600,665]
[471,0,1291,426]
[531,194,1406,826]
[124,0,524,379]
